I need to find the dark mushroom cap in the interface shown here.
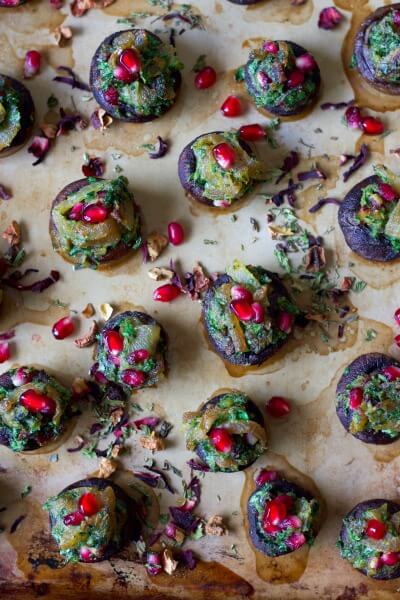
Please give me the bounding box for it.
[338,175,400,262]
[339,499,400,579]
[49,177,140,268]
[89,29,181,123]
[336,353,400,445]
[178,130,255,208]
[247,479,319,557]
[0,74,34,156]
[354,4,400,96]
[48,477,141,562]
[202,270,291,366]
[195,392,265,472]
[244,41,321,117]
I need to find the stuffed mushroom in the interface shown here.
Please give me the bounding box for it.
[247,477,320,556]
[244,40,320,117]
[336,353,400,445]
[183,390,266,472]
[49,176,141,269]
[90,29,182,123]
[0,0,27,5]
[227,0,263,4]
[338,166,400,262]
[178,130,263,209]
[0,74,34,156]
[94,311,167,390]
[0,366,71,452]
[44,477,141,563]
[338,499,400,579]
[202,260,297,367]
[354,4,400,95]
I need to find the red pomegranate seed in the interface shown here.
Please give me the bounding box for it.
[366,519,387,540]
[80,547,95,562]
[287,69,304,88]
[378,183,398,202]
[287,532,306,550]
[52,316,75,340]
[278,311,294,333]
[395,334,400,348]
[0,342,10,364]
[251,302,265,324]
[153,283,181,302]
[82,202,109,224]
[24,50,41,79]
[90,363,108,384]
[395,308,400,326]
[119,48,141,74]
[68,202,84,221]
[255,469,278,487]
[213,143,236,169]
[394,10,400,28]
[104,87,119,105]
[349,387,363,409]
[79,492,99,516]
[194,66,217,90]
[239,123,266,142]
[209,427,233,453]
[104,330,124,355]
[130,349,150,363]
[262,519,280,534]
[381,552,400,566]
[345,106,363,130]
[281,515,302,529]
[266,396,291,418]
[63,511,85,526]
[275,494,294,510]
[257,71,271,88]
[113,64,135,83]
[383,365,400,381]
[265,500,287,525]
[231,285,253,303]
[230,299,254,322]
[263,40,279,54]
[168,221,185,246]
[221,95,242,117]
[121,369,146,387]
[11,367,33,386]
[361,116,384,136]
[295,53,316,72]
[20,389,56,416]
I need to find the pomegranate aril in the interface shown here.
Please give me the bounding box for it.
[168,221,185,246]
[231,285,253,303]
[0,342,10,364]
[213,143,236,169]
[295,53,316,72]
[349,387,363,410]
[278,311,294,334]
[287,532,306,550]
[194,66,217,90]
[230,299,254,322]
[68,202,84,221]
[395,308,400,326]
[52,316,75,340]
[266,396,291,418]
[345,106,362,130]
[82,202,109,224]
[79,492,99,516]
[129,348,150,363]
[381,552,400,566]
[121,369,146,387]
[113,65,135,83]
[24,50,41,79]
[153,283,181,302]
[281,515,302,529]
[395,334,400,348]
[275,494,294,510]
[378,183,398,202]
[119,48,141,74]
[63,511,85,526]
[366,519,387,540]
[104,86,119,105]
[221,95,242,118]
[239,123,265,142]
[361,116,384,136]
[255,469,278,487]
[20,389,56,416]
[263,40,279,54]
[262,520,280,534]
[104,330,124,356]
[394,10,400,28]
[90,362,108,384]
[251,302,265,324]
[265,500,287,525]
[287,69,304,89]
[209,427,233,453]
[383,365,400,381]
[80,547,95,562]
[257,71,271,88]
[11,367,33,386]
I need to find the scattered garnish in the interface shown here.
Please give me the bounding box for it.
[53,66,90,91]
[52,316,75,340]
[74,321,98,348]
[90,108,113,131]
[148,136,169,159]
[318,7,343,30]
[275,151,300,184]
[194,66,216,90]
[309,197,341,213]
[342,144,369,182]
[23,50,41,79]
[28,135,51,166]
[146,231,169,261]
[0,185,12,201]
[82,155,105,177]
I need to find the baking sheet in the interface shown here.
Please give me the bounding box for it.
[1,0,400,598]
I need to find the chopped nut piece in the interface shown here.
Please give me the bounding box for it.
[146,232,169,262]
[91,108,113,130]
[98,457,116,478]
[82,303,95,318]
[205,515,227,536]
[2,221,20,246]
[71,0,115,17]
[268,225,294,239]
[54,26,73,45]
[74,320,98,348]
[110,407,124,426]
[40,122,58,139]
[140,431,165,452]
[148,267,175,281]
[72,377,91,397]
[162,548,178,575]
[99,302,113,321]
[191,262,210,297]
[340,277,353,292]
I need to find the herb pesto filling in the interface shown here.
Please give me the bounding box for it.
[366,11,400,84]
[0,76,22,151]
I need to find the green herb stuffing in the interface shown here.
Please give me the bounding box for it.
[356,177,400,252]
[367,11,400,84]
[0,77,22,151]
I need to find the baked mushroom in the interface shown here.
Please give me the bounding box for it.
[338,499,400,579]
[227,0,263,4]
[183,390,266,472]
[44,477,141,563]
[94,311,167,390]
[90,29,182,123]
[0,366,71,452]
[336,353,400,445]
[0,0,27,7]
[0,74,34,156]
[247,477,321,556]
[178,130,263,209]
[354,4,400,95]
[244,40,320,117]
[338,166,400,262]
[49,175,141,269]
[202,260,297,367]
